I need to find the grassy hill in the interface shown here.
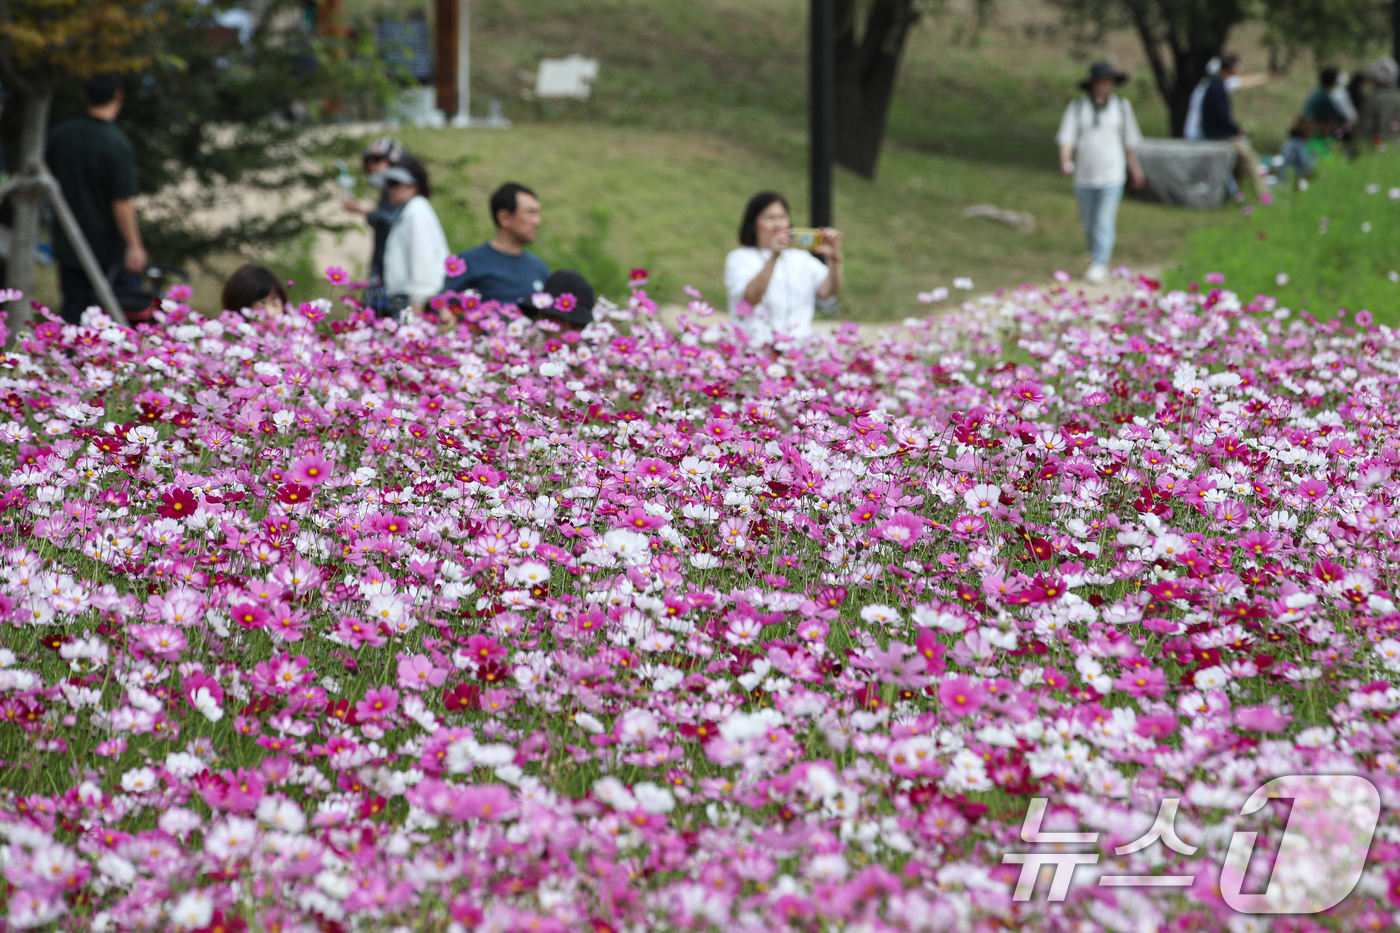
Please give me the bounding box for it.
[344,0,1320,319]
[107,0,1341,319]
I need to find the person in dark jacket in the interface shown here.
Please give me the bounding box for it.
[1199,56,1266,201]
[342,136,407,316]
[47,73,146,324]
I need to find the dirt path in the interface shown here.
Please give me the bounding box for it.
[655,265,1161,345]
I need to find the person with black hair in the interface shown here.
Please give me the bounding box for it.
[379,155,449,316]
[723,191,842,344]
[1301,66,1353,137]
[442,182,549,307]
[46,73,145,324]
[221,264,287,317]
[523,269,595,334]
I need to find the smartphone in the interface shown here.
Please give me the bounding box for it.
[789,228,823,250]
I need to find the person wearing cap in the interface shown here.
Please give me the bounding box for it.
[442,182,550,307]
[1055,62,1144,285]
[523,269,595,334]
[343,137,406,313]
[1358,57,1400,144]
[379,155,449,318]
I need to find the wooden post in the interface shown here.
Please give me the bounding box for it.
[4,85,51,345]
[435,0,459,118]
[41,172,127,326]
[458,0,471,123]
[316,0,348,116]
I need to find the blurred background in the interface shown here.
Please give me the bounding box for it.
[5,0,1395,322]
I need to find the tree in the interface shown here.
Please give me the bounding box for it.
[0,0,401,342]
[1258,0,1390,67]
[85,1,399,271]
[0,0,157,337]
[1047,0,1246,138]
[833,0,920,180]
[832,0,991,180]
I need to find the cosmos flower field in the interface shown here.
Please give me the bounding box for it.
[3,273,1400,932]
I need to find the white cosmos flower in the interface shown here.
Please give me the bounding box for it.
[170,890,214,930]
[191,687,224,722]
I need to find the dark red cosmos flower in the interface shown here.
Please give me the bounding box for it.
[156,488,198,519]
[276,483,313,505]
[443,683,481,711]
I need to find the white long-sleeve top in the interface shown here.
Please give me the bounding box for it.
[382,195,449,307]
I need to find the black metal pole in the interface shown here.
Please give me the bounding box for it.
[1394,0,1400,66]
[810,0,835,229]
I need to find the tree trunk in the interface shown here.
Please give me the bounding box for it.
[1164,69,1197,138]
[5,84,51,347]
[833,0,917,180]
[1120,0,1240,138]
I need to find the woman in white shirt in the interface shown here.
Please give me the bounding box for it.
[723,191,842,344]
[379,156,450,317]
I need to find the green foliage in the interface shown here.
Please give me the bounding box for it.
[2,0,405,271]
[535,207,628,300]
[1260,0,1390,63]
[1166,145,1400,325]
[1047,0,1248,135]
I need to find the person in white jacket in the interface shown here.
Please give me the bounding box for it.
[379,156,449,316]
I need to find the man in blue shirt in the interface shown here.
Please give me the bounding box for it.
[444,182,549,306]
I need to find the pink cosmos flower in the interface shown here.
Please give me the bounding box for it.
[356,686,399,723]
[1234,705,1293,732]
[1114,666,1167,699]
[937,675,988,718]
[324,265,349,285]
[702,418,735,442]
[1135,713,1179,738]
[950,514,988,538]
[1009,381,1045,403]
[553,292,577,313]
[876,511,926,548]
[444,254,467,277]
[397,654,449,692]
[288,452,332,485]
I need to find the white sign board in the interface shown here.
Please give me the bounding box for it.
[535,55,599,99]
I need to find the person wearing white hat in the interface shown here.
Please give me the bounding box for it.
[1055,62,1144,285]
